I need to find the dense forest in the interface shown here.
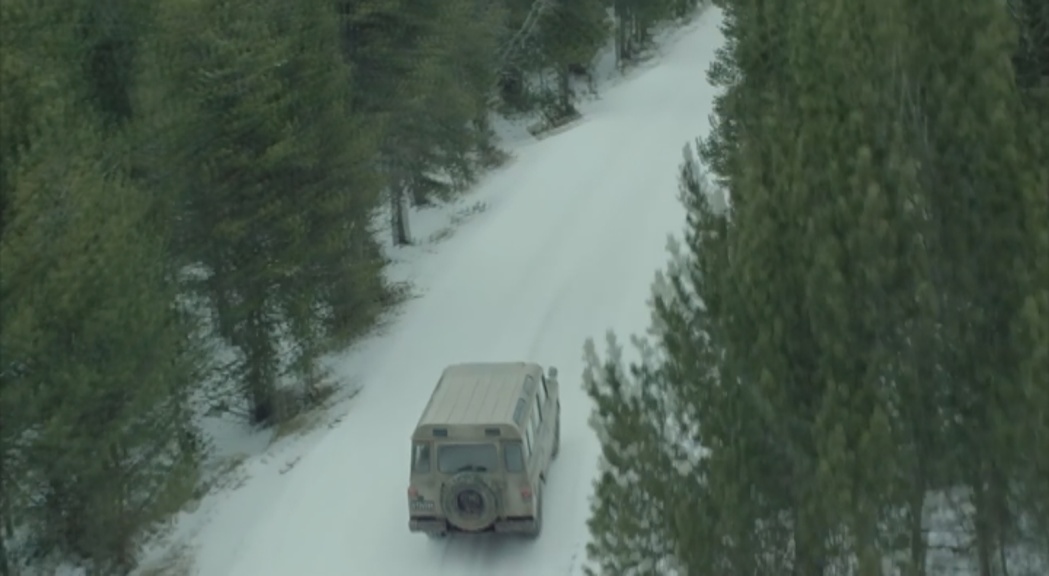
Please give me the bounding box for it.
[0,0,698,573]
[584,0,1049,575]
[4,0,1047,573]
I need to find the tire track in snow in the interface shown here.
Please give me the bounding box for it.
[204,10,724,576]
[442,111,689,575]
[434,29,710,573]
[434,126,630,570]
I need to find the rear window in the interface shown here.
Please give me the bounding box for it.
[412,442,431,473]
[437,443,498,474]
[503,441,525,473]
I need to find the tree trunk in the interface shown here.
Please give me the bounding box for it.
[558,66,571,117]
[631,15,640,53]
[410,187,428,208]
[792,468,826,576]
[208,260,238,346]
[907,478,928,576]
[0,516,9,576]
[990,463,1012,576]
[105,443,134,574]
[972,460,994,576]
[390,181,411,246]
[245,298,276,425]
[614,12,623,68]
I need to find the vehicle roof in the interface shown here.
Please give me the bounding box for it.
[415,362,542,428]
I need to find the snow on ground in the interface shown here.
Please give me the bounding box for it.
[134,7,725,576]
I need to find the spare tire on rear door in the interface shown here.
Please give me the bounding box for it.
[441,472,500,532]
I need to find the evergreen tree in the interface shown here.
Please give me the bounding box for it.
[0,103,202,575]
[775,0,941,571]
[583,334,676,575]
[534,0,609,119]
[75,0,152,129]
[495,0,545,111]
[1009,0,1049,94]
[584,143,747,574]
[146,0,388,424]
[905,0,1049,571]
[611,0,700,67]
[2,3,204,571]
[339,0,506,245]
[586,0,1049,574]
[1011,0,1049,544]
[1009,15,1049,544]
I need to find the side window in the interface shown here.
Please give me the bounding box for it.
[538,377,547,404]
[533,393,543,422]
[528,404,541,449]
[524,426,534,456]
[530,398,542,437]
[412,442,431,473]
[503,441,525,473]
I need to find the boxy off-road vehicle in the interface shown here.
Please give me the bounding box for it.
[408,362,560,538]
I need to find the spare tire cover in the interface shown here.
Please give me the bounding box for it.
[442,472,500,531]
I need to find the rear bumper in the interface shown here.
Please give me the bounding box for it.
[409,517,447,533]
[494,518,538,534]
[409,517,537,534]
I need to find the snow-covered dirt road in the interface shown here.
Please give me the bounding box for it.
[188,8,723,576]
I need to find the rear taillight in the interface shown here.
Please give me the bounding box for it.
[520,487,532,502]
[408,486,418,499]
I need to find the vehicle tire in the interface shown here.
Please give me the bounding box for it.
[526,483,543,539]
[441,472,500,532]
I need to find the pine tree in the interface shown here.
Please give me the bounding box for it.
[651,145,764,574]
[75,0,153,129]
[146,0,388,424]
[584,143,751,574]
[535,0,609,119]
[901,1,1049,571]
[582,0,1048,574]
[1,102,202,574]
[1009,0,1049,94]
[2,3,204,571]
[1009,14,1049,549]
[775,0,952,570]
[583,334,677,575]
[611,0,700,67]
[583,0,801,570]
[339,0,506,245]
[495,0,545,111]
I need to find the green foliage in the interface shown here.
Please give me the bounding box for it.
[75,0,154,128]
[501,0,694,120]
[905,0,1049,570]
[1009,0,1049,94]
[340,0,507,243]
[585,145,739,575]
[585,0,1049,574]
[0,0,80,235]
[533,0,609,118]
[144,0,389,424]
[1,3,204,572]
[1,111,203,573]
[0,0,712,572]
[1011,1,1049,535]
[538,1,610,75]
[583,335,677,575]
[611,0,702,66]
